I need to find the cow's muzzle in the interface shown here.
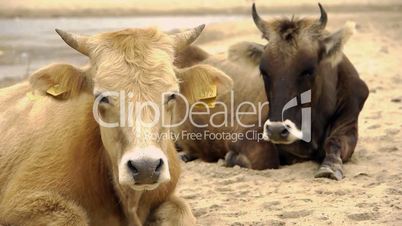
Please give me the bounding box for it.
[263,119,302,144]
[127,158,163,185]
[119,146,170,191]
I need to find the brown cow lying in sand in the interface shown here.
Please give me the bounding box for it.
[173,42,280,169]
[0,25,233,225]
[227,4,369,180]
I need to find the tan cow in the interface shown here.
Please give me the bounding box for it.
[0,25,232,226]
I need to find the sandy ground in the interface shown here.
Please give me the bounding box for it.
[0,1,401,225]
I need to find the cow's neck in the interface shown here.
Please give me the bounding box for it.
[115,183,144,226]
[310,62,339,156]
[102,146,144,226]
[277,64,340,160]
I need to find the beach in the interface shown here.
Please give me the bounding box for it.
[0,0,401,225]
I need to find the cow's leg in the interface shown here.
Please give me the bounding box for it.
[225,140,279,170]
[175,143,199,163]
[0,191,89,226]
[179,152,198,163]
[224,150,252,168]
[315,121,359,180]
[315,139,345,180]
[315,67,368,180]
[146,195,195,226]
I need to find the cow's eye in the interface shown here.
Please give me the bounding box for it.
[301,68,315,77]
[260,67,269,77]
[95,93,110,104]
[99,96,110,104]
[165,92,178,104]
[168,93,176,102]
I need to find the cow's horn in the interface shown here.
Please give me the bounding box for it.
[317,3,328,29]
[172,24,205,50]
[55,29,90,56]
[252,3,268,37]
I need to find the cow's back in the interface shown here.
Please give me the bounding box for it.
[204,54,267,115]
[0,82,38,192]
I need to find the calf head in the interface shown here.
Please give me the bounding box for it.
[252,4,355,149]
[30,26,232,191]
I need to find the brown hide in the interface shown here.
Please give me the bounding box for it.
[174,45,270,167]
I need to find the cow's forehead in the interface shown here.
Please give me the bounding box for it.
[264,41,317,65]
[264,23,321,67]
[261,43,319,78]
[90,28,179,95]
[264,17,323,57]
[92,27,174,55]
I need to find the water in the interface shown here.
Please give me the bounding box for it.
[0,15,247,36]
[0,15,247,81]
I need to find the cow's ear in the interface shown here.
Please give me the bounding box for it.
[29,63,91,99]
[175,64,233,104]
[228,41,264,67]
[320,22,356,66]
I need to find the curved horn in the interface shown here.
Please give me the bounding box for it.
[172,24,205,50]
[252,3,268,36]
[317,3,328,29]
[55,29,90,56]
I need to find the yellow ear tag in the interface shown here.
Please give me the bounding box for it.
[26,91,40,101]
[192,82,217,109]
[194,96,217,109]
[46,84,67,97]
[180,70,218,109]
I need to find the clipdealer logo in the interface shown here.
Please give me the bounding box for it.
[92,90,269,129]
[262,90,311,143]
[91,90,310,142]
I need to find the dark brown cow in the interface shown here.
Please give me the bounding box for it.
[228,3,369,180]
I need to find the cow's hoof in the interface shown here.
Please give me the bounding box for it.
[224,151,237,167]
[224,151,252,168]
[314,165,344,181]
[179,153,197,163]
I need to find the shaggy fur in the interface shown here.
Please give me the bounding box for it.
[0,27,232,225]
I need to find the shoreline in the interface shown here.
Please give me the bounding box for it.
[1,4,401,18]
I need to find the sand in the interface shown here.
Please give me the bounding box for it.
[0,1,401,225]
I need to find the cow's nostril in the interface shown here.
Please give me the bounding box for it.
[155,159,163,173]
[266,125,272,135]
[127,160,138,174]
[280,128,289,138]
